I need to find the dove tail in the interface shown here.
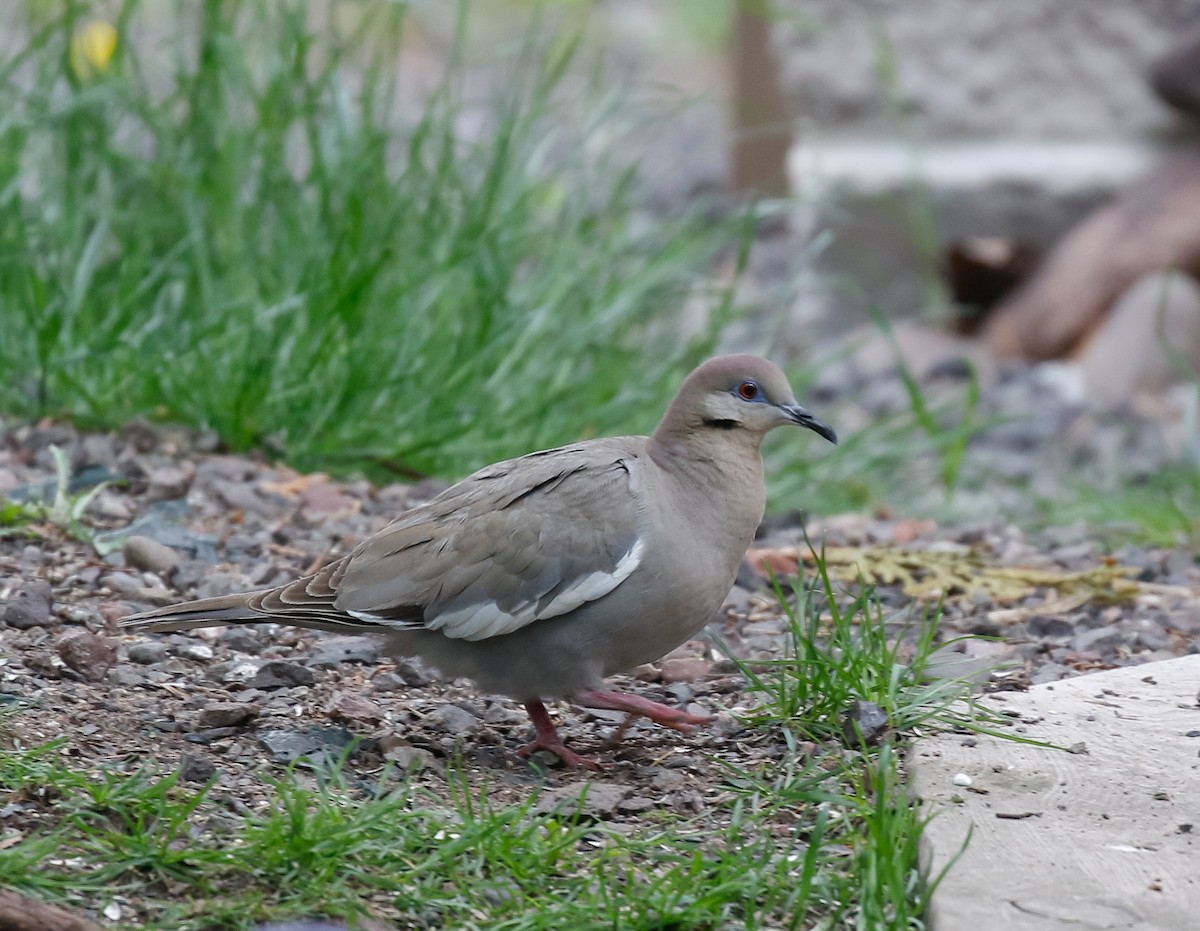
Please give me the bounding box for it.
[121,593,264,632]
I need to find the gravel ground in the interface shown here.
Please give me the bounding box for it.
[1,407,1197,815]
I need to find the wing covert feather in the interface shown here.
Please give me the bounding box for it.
[333,442,645,641]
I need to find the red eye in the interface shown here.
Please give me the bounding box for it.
[737,381,759,400]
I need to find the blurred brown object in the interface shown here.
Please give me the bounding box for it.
[982,148,1200,360]
[1150,17,1200,117]
[730,0,789,195]
[944,237,1043,335]
[0,889,102,931]
[1075,271,1200,406]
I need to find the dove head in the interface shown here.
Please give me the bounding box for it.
[653,354,837,448]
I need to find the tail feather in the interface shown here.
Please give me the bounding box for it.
[121,591,388,636]
[121,593,263,632]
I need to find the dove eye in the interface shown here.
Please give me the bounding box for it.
[737,381,760,401]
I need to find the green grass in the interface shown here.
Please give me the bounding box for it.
[0,0,744,480]
[0,556,991,930]
[1040,467,1200,551]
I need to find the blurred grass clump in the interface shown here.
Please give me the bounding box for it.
[0,0,741,478]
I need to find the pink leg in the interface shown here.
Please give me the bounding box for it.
[514,699,602,770]
[575,689,712,737]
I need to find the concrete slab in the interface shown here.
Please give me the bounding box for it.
[912,655,1200,931]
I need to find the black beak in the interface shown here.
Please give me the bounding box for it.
[782,404,837,444]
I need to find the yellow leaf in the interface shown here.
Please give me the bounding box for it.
[70,20,117,80]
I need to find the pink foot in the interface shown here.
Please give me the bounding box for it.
[575,689,713,738]
[514,699,604,770]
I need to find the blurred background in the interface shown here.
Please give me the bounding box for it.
[1,0,1197,533]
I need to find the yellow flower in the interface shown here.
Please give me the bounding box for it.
[70,20,118,80]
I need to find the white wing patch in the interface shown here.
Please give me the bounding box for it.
[428,537,645,642]
[535,537,645,622]
[345,610,422,631]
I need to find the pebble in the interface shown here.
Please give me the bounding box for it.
[326,691,385,724]
[197,703,257,729]
[126,641,168,665]
[220,627,263,654]
[103,571,145,594]
[193,571,253,601]
[841,700,890,745]
[208,659,263,685]
[384,745,440,773]
[257,726,360,764]
[146,464,194,500]
[370,671,408,692]
[533,783,626,818]
[307,636,380,667]
[23,650,61,676]
[172,641,216,662]
[393,659,433,687]
[247,661,316,690]
[179,751,217,783]
[2,581,53,629]
[57,632,118,682]
[659,657,711,683]
[123,535,182,576]
[1072,627,1127,654]
[426,703,481,736]
[1026,615,1076,641]
[108,665,148,687]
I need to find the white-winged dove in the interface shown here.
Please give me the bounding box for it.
[123,354,836,768]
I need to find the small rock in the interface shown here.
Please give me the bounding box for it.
[1125,617,1169,651]
[247,661,316,690]
[88,489,134,521]
[257,725,359,764]
[426,704,481,736]
[1071,626,1127,655]
[108,665,148,687]
[298,479,359,518]
[384,745,440,773]
[649,768,685,792]
[1029,662,1070,685]
[126,641,168,665]
[327,691,385,724]
[57,632,118,681]
[123,535,181,576]
[672,790,705,814]
[533,783,626,818]
[308,636,380,667]
[179,752,217,783]
[58,603,102,627]
[482,703,524,726]
[213,480,277,517]
[208,659,263,685]
[841,700,890,746]
[197,703,257,729]
[1026,615,1076,641]
[3,580,53,629]
[393,659,433,687]
[23,649,61,677]
[659,657,711,683]
[172,642,215,662]
[128,587,177,607]
[952,772,973,787]
[193,571,253,602]
[370,671,408,692]
[147,463,195,500]
[220,627,263,654]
